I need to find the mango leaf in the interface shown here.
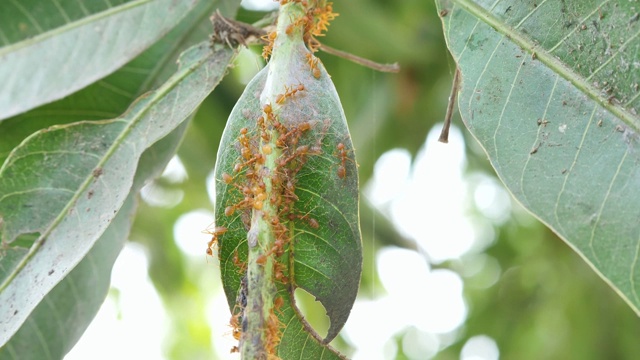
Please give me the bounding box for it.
[0,119,190,359]
[0,0,238,354]
[214,4,360,355]
[0,42,235,346]
[0,0,198,120]
[0,195,136,360]
[0,0,234,164]
[438,0,640,313]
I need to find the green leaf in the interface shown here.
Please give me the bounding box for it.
[0,0,198,120]
[0,194,136,360]
[214,4,361,356]
[0,0,238,353]
[0,0,236,165]
[0,119,190,360]
[438,0,640,313]
[0,43,235,346]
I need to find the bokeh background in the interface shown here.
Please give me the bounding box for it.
[65,0,640,359]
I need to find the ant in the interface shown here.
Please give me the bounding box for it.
[229,309,242,341]
[221,172,234,184]
[232,126,263,174]
[232,248,247,273]
[256,225,290,266]
[287,207,319,230]
[284,4,312,35]
[310,3,337,37]
[204,226,227,256]
[256,253,269,265]
[275,122,312,150]
[273,261,288,284]
[265,309,282,356]
[236,152,265,172]
[273,296,284,314]
[276,84,305,105]
[335,142,354,179]
[261,31,277,59]
[263,103,274,120]
[305,53,321,79]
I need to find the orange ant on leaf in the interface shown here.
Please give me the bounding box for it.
[222,173,233,184]
[229,310,242,341]
[305,53,321,79]
[204,226,227,256]
[265,308,283,357]
[232,248,247,273]
[274,296,284,313]
[297,2,338,52]
[335,142,356,179]
[310,3,338,38]
[256,253,268,265]
[275,84,305,105]
[261,31,277,59]
[273,261,288,284]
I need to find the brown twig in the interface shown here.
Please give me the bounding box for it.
[438,68,461,143]
[209,11,400,73]
[210,10,267,47]
[315,42,400,73]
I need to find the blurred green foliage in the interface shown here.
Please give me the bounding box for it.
[130,0,640,359]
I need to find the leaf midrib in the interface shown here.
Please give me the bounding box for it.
[0,0,153,56]
[0,48,215,293]
[449,0,640,133]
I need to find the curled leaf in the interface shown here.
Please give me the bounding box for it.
[213,2,361,356]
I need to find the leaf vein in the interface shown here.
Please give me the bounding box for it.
[300,334,311,360]
[624,87,640,108]
[466,35,505,117]
[492,57,527,162]
[8,0,44,33]
[6,150,102,168]
[97,81,135,98]
[548,0,612,53]
[44,295,67,344]
[295,187,356,241]
[221,239,247,267]
[27,315,53,359]
[456,18,482,61]
[519,73,560,206]
[0,187,75,203]
[588,149,628,265]
[294,229,340,255]
[294,261,331,281]
[514,0,550,29]
[51,0,72,23]
[74,0,90,16]
[586,26,640,81]
[4,341,19,359]
[553,104,597,236]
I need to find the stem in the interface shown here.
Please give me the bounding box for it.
[316,42,400,73]
[241,138,280,358]
[209,13,400,73]
[240,3,305,358]
[438,67,460,143]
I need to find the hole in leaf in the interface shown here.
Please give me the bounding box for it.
[294,287,329,339]
[12,232,40,248]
